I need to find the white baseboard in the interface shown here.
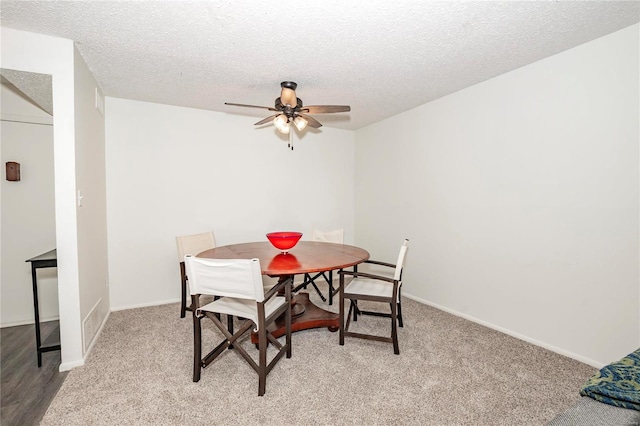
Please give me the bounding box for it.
[110,298,179,312]
[1,315,61,328]
[403,293,604,369]
[59,358,85,371]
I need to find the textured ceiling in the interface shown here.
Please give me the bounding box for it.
[1,1,638,130]
[1,69,53,115]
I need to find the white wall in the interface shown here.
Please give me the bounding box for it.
[355,24,639,367]
[73,47,109,353]
[1,83,57,326]
[1,27,83,369]
[105,98,355,310]
[1,28,109,370]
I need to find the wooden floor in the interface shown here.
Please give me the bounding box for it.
[1,321,67,426]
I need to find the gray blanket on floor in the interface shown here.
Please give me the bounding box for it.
[548,396,640,426]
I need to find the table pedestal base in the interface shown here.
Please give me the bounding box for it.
[250,292,338,344]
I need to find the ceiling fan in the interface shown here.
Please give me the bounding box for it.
[225,81,350,149]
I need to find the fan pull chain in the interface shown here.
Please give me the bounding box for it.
[288,128,294,150]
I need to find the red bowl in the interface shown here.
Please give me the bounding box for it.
[266,232,303,252]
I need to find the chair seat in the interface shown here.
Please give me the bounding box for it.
[199,296,286,329]
[344,277,399,300]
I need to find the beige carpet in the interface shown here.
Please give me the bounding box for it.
[41,287,595,425]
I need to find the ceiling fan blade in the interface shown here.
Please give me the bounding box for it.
[302,105,351,114]
[254,115,278,126]
[300,113,322,129]
[225,102,279,111]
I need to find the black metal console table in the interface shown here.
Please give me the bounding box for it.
[25,249,60,367]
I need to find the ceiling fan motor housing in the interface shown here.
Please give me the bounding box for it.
[275,97,303,116]
[281,81,297,90]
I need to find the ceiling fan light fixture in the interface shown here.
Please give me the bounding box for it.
[225,81,351,147]
[274,114,290,134]
[293,116,308,131]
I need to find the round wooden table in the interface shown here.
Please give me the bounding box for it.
[198,241,370,342]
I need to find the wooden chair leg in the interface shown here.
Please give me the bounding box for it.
[291,274,308,293]
[227,314,234,349]
[286,281,292,358]
[353,300,359,321]
[302,273,311,290]
[345,299,355,332]
[258,325,267,396]
[192,310,202,382]
[311,282,326,301]
[391,301,399,355]
[180,276,187,318]
[293,273,327,302]
[398,300,403,328]
[327,270,334,305]
[339,275,345,346]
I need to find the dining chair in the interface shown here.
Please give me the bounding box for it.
[338,239,409,354]
[186,255,292,396]
[293,228,344,304]
[175,231,216,318]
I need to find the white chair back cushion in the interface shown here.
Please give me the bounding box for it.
[176,231,216,263]
[185,256,265,302]
[394,239,409,281]
[312,228,344,244]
